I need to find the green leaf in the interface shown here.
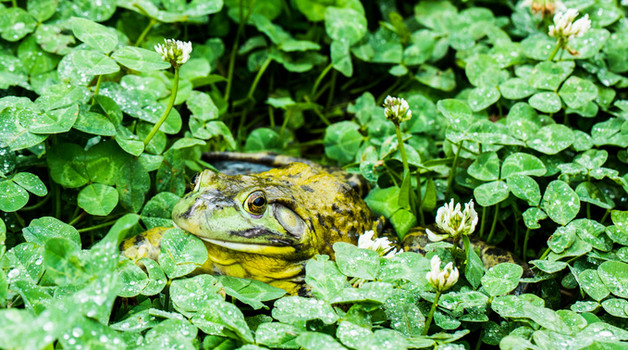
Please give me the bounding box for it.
[575,182,614,210]
[528,92,561,113]
[170,275,223,314]
[473,180,509,207]
[507,175,542,206]
[192,299,254,343]
[330,40,353,77]
[601,298,628,318]
[575,149,608,170]
[324,121,362,165]
[464,235,484,289]
[528,61,573,91]
[506,102,542,141]
[415,64,456,91]
[611,210,628,236]
[296,332,346,350]
[468,152,499,181]
[71,0,116,21]
[333,242,380,280]
[598,261,628,298]
[256,322,301,349]
[77,183,119,216]
[218,276,286,310]
[465,54,508,87]
[186,91,219,121]
[0,8,37,42]
[12,172,46,197]
[578,269,610,302]
[559,76,598,109]
[27,0,58,22]
[139,258,167,296]
[111,47,171,72]
[272,296,338,324]
[522,207,547,229]
[43,237,83,285]
[527,124,574,155]
[116,259,149,297]
[499,78,536,100]
[437,99,473,130]
[501,153,546,178]
[541,180,580,226]
[0,180,29,212]
[529,260,568,274]
[141,192,179,228]
[158,228,208,279]
[305,255,350,301]
[71,50,120,76]
[324,7,367,45]
[467,86,500,112]
[481,263,523,296]
[70,17,118,54]
[73,111,117,136]
[244,128,283,152]
[22,216,81,246]
[116,158,150,212]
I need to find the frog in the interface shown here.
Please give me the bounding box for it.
[122,152,520,295]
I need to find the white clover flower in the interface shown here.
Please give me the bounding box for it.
[154,39,192,67]
[358,230,400,259]
[548,9,590,41]
[425,255,459,292]
[383,96,412,125]
[428,199,478,242]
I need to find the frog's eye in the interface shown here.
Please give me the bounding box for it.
[244,191,267,216]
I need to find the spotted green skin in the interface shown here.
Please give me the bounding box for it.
[170,162,375,293]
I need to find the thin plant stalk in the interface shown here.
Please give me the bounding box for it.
[548,39,563,61]
[311,63,333,99]
[445,141,462,197]
[144,67,179,146]
[135,18,158,46]
[394,124,410,177]
[486,204,500,243]
[422,290,442,335]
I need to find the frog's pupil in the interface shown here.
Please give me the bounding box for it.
[252,196,265,207]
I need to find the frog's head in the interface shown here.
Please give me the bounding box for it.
[172,163,355,260]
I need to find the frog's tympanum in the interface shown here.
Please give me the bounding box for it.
[122,154,519,294]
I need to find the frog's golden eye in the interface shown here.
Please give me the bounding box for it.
[244,191,267,216]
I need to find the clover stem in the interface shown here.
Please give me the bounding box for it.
[144,67,179,146]
[248,56,272,100]
[311,63,333,99]
[77,219,117,233]
[394,124,410,177]
[422,290,441,335]
[538,247,550,260]
[486,204,500,243]
[479,205,487,238]
[135,18,158,46]
[225,0,256,102]
[548,39,563,61]
[11,0,16,7]
[522,228,531,261]
[91,74,104,104]
[416,172,425,226]
[445,141,462,198]
[326,70,338,109]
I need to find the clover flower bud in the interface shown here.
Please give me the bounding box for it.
[548,9,590,41]
[428,199,478,242]
[426,255,459,292]
[358,230,400,259]
[383,96,412,125]
[521,0,565,18]
[154,39,192,67]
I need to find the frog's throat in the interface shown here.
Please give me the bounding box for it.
[198,236,298,255]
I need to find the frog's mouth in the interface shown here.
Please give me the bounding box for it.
[197,236,299,256]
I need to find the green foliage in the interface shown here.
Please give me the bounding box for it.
[0,0,627,348]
